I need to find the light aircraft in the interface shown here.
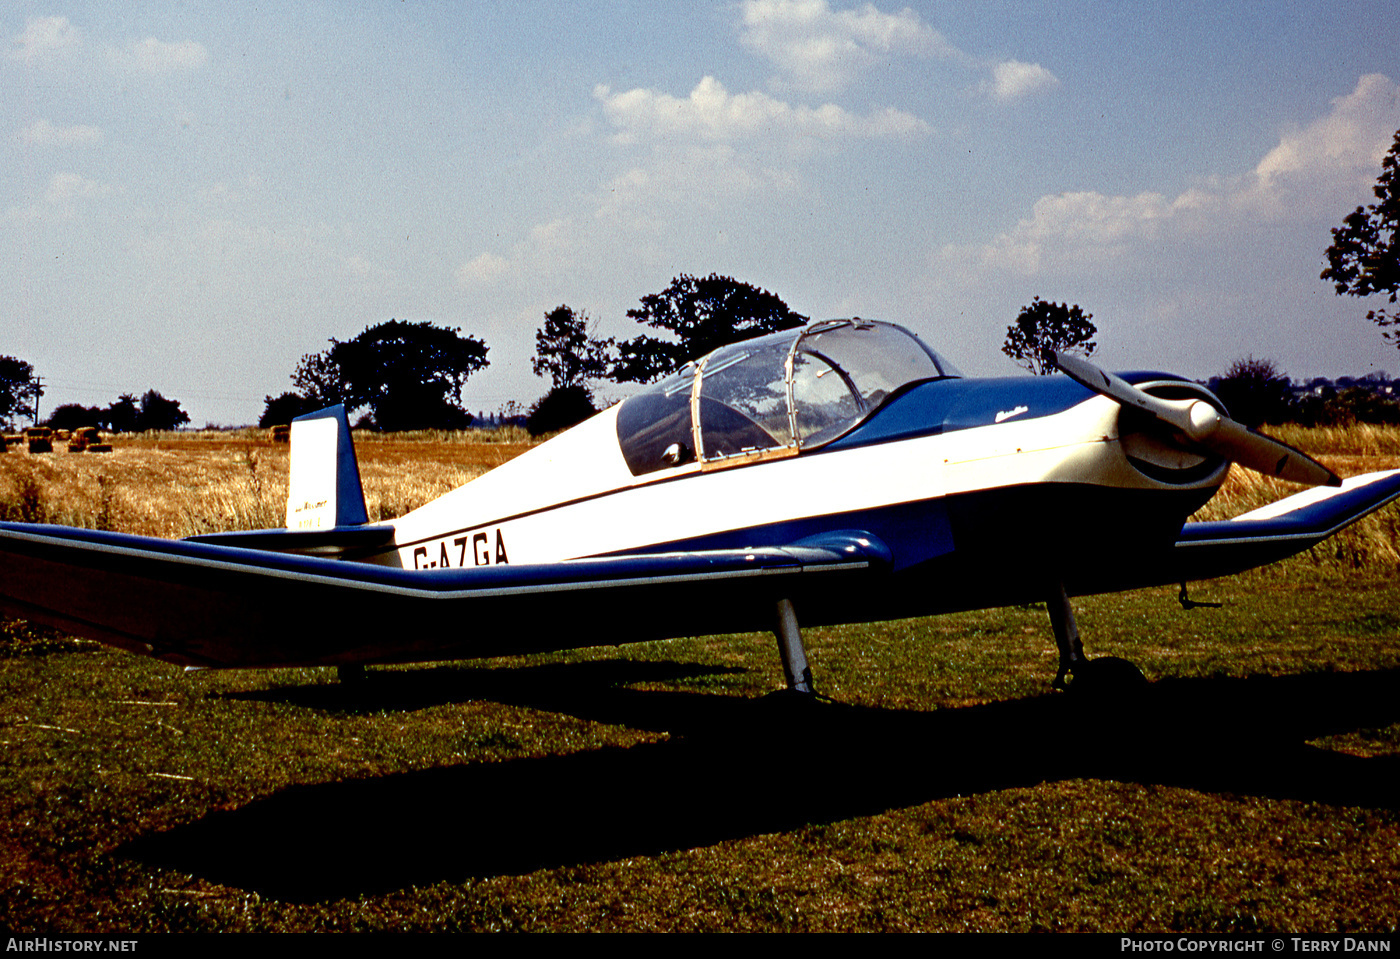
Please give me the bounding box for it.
[1,318,1397,696]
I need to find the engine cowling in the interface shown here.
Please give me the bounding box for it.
[1118,380,1230,486]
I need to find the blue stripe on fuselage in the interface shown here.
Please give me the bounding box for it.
[826,370,1186,451]
[604,498,956,573]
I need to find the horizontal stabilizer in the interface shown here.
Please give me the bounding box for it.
[185,524,396,559]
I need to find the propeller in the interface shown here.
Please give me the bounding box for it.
[1053,351,1341,488]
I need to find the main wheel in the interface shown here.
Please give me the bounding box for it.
[1068,656,1146,702]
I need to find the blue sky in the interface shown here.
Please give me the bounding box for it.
[3,1,1398,426]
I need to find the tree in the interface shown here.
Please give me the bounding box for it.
[613,274,808,383]
[97,390,189,432]
[136,390,190,431]
[104,394,140,433]
[290,351,348,409]
[292,320,489,431]
[527,384,599,437]
[0,356,42,430]
[528,305,614,435]
[139,390,189,431]
[44,403,105,432]
[1208,356,1294,428]
[1002,298,1098,375]
[1322,129,1400,347]
[258,392,321,429]
[533,305,613,390]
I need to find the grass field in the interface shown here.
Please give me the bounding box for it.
[1,426,1398,932]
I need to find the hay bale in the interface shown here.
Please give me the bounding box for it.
[65,427,101,452]
[86,444,113,453]
[270,425,291,443]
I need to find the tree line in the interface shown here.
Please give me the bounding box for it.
[258,273,807,435]
[0,373,190,434]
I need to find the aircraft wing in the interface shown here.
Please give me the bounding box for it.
[1171,468,1400,583]
[0,522,890,669]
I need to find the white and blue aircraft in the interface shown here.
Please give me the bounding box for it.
[2,319,1397,695]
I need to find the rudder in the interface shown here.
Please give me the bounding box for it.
[286,405,369,530]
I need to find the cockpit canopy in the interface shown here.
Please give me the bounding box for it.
[616,319,960,476]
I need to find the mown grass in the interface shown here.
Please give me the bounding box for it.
[0,426,1398,932]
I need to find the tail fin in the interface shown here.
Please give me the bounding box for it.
[286,405,369,530]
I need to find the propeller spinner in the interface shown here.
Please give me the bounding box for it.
[1053,351,1341,488]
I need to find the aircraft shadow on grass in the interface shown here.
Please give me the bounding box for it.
[121,661,1400,903]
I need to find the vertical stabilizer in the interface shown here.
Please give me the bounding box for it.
[286,405,369,530]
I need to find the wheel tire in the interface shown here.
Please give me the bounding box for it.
[1069,656,1147,702]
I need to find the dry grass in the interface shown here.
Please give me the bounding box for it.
[1270,422,1400,458]
[354,425,531,445]
[1188,423,1400,574]
[0,429,537,538]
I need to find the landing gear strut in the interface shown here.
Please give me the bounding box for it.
[1046,582,1146,696]
[1047,582,1085,691]
[773,598,815,695]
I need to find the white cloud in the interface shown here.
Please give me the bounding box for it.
[7,16,80,64]
[108,37,209,74]
[943,190,1175,275]
[452,136,812,296]
[738,0,950,92]
[7,171,120,220]
[736,1,1059,104]
[456,252,510,287]
[942,73,1400,278]
[1251,73,1400,199]
[585,73,929,269]
[343,253,393,282]
[603,143,794,205]
[6,16,206,74]
[45,172,116,204]
[594,76,929,144]
[983,60,1060,102]
[18,119,103,147]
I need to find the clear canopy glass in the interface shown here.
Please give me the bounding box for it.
[616,319,958,476]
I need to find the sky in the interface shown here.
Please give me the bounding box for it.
[2,0,1399,427]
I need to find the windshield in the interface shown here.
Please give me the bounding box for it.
[617,319,957,476]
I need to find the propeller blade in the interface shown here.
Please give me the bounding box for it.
[1053,351,1341,488]
[1053,351,1195,430]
